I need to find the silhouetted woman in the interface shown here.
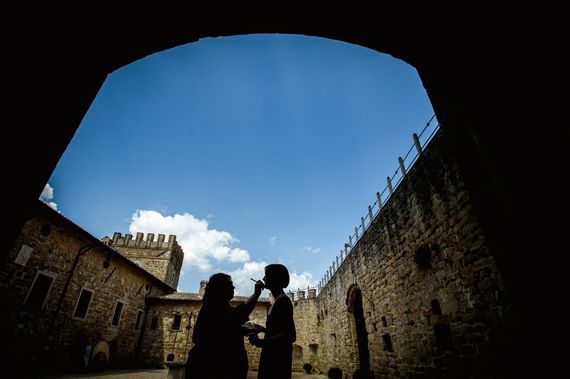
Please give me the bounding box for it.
[186,273,264,379]
[249,264,296,379]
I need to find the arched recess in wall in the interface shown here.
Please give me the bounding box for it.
[91,340,110,370]
[292,344,303,368]
[346,284,370,372]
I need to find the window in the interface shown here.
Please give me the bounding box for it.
[382,333,394,352]
[24,270,56,311]
[150,316,158,329]
[15,244,34,266]
[414,245,432,269]
[292,344,303,361]
[431,299,442,316]
[73,288,94,319]
[40,224,51,237]
[135,310,144,330]
[111,301,124,326]
[309,343,319,354]
[434,324,454,351]
[171,314,182,330]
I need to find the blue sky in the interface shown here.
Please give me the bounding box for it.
[43,34,435,295]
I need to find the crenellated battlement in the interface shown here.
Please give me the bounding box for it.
[102,231,184,289]
[109,232,181,251]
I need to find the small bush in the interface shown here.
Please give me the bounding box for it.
[328,367,342,379]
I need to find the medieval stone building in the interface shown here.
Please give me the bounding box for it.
[307,130,508,377]
[277,129,508,378]
[139,284,271,369]
[0,204,271,377]
[0,203,175,375]
[100,232,184,290]
[0,128,508,378]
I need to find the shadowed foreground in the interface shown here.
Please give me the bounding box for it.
[41,368,328,379]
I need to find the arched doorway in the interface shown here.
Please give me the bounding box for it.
[347,285,370,372]
[91,340,109,371]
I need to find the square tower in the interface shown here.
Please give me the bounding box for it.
[102,232,184,288]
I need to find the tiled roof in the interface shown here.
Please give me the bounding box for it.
[149,292,202,301]
[148,292,271,303]
[232,295,271,303]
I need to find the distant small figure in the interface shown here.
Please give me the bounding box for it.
[83,339,92,369]
[74,334,92,371]
[185,273,264,379]
[249,264,296,379]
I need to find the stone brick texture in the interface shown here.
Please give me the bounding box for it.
[139,299,270,370]
[109,233,184,290]
[0,213,171,374]
[312,130,506,377]
[291,298,321,372]
[0,129,507,378]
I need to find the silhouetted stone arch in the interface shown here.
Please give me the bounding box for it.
[347,285,370,372]
[3,27,528,379]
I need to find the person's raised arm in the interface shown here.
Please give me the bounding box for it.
[241,279,264,316]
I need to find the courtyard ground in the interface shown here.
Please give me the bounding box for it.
[41,368,329,378]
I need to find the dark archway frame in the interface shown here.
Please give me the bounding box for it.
[6,29,518,285]
[4,25,529,373]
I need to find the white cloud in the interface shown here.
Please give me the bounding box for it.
[228,261,267,296]
[268,236,277,245]
[287,271,316,292]
[228,261,317,296]
[304,246,321,254]
[129,210,317,296]
[129,210,250,273]
[39,183,58,210]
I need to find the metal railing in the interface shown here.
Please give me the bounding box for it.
[318,115,440,291]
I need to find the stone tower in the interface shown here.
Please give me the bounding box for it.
[103,232,184,289]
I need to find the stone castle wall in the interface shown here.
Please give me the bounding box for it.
[140,298,271,370]
[139,300,203,367]
[108,232,184,289]
[1,127,509,377]
[291,298,320,372]
[0,210,172,375]
[315,130,507,378]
